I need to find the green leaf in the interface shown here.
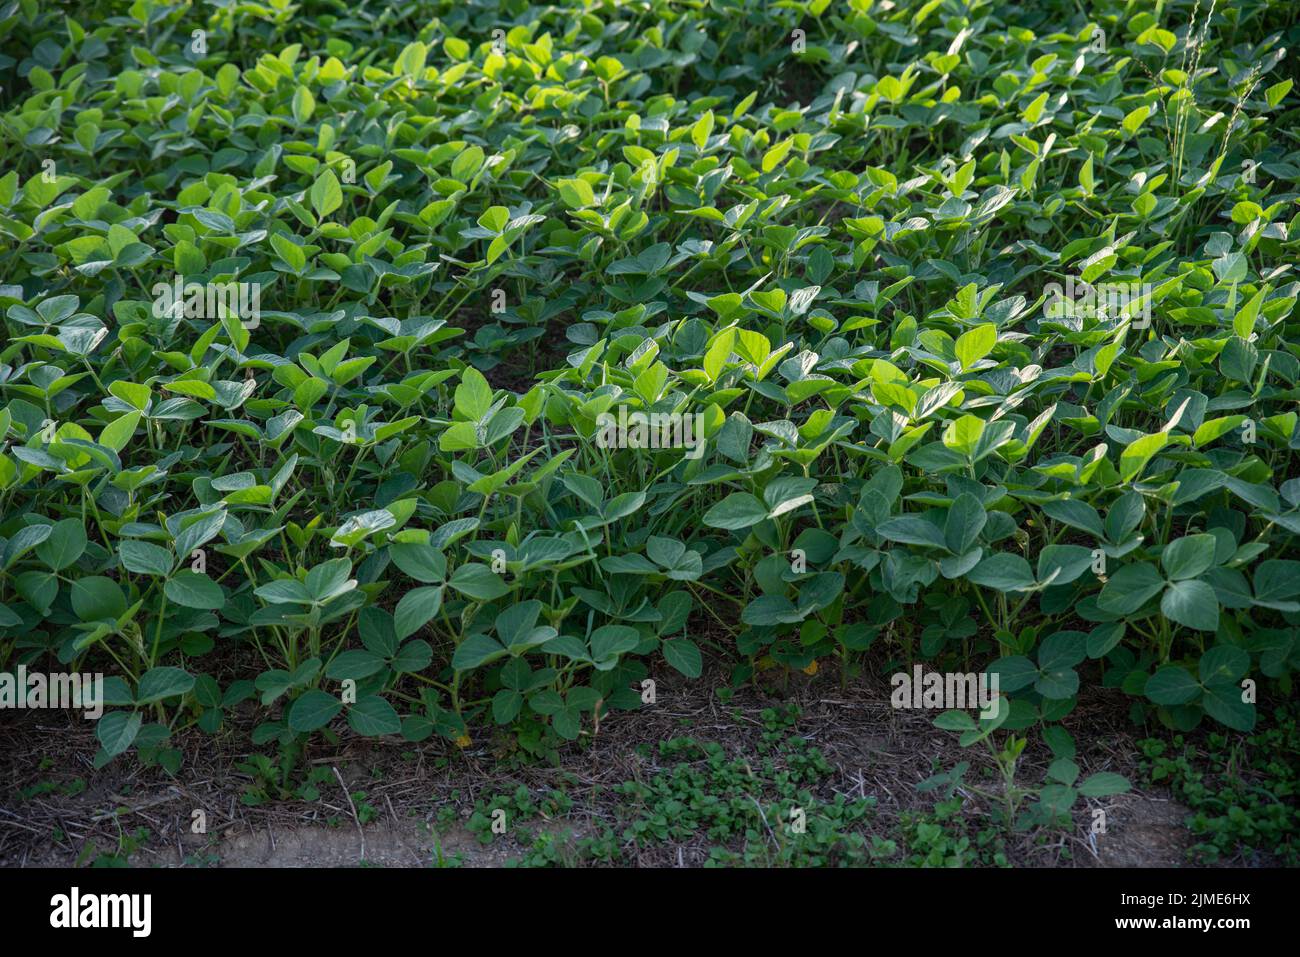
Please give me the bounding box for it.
[493,689,524,723]
[97,711,142,758]
[607,243,670,276]
[1201,683,1255,732]
[396,40,428,78]
[1122,104,1150,134]
[551,706,581,740]
[942,415,985,458]
[934,710,976,731]
[1192,415,1247,447]
[1233,287,1264,339]
[3,523,52,569]
[1161,534,1216,581]
[452,146,485,182]
[292,85,315,124]
[1037,544,1094,586]
[1119,432,1167,482]
[761,138,795,173]
[271,233,307,271]
[1253,560,1300,605]
[1144,666,1200,705]
[691,109,714,150]
[454,367,493,421]
[966,553,1035,591]
[70,576,127,621]
[742,595,801,626]
[451,633,508,671]
[1160,579,1219,631]
[955,323,996,370]
[1199,645,1249,684]
[478,205,509,233]
[988,655,1037,692]
[35,518,86,570]
[1035,666,1079,699]
[557,178,595,209]
[394,586,443,639]
[325,650,386,680]
[306,559,355,602]
[390,543,447,584]
[329,509,396,548]
[165,571,225,610]
[392,640,432,673]
[1038,631,1088,670]
[99,411,141,452]
[1042,499,1105,538]
[448,563,510,601]
[944,493,987,554]
[347,695,401,736]
[1220,336,1257,382]
[662,638,702,678]
[590,624,640,664]
[136,667,195,704]
[703,492,767,530]
[1078,772,1130,797]
[311,169,343,219]
[1079,154,1095,193]
[1086,622,1125,658]
[288,690,343,732]
[1097,562,1164,615]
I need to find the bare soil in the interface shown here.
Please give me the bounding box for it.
[0,656,1224,868]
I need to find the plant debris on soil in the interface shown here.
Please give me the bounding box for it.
[6,661,1246,868]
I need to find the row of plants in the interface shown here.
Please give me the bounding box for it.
[1,0,1298,778]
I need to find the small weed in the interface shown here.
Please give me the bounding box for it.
[1139,706,1299,864]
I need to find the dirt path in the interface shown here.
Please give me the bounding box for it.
[0,666,1204,867]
